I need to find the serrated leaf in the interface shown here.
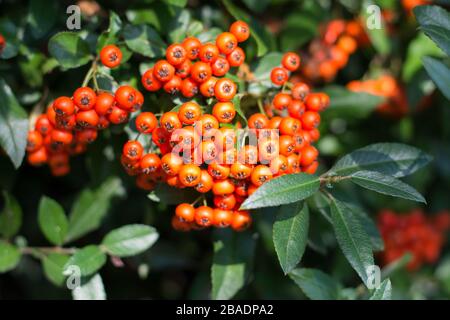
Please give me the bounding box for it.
[369,279,392,300]
[102,224,159,257]
[414,5,450,56]
[289,268,340,300]
[0,241,21,273]
[329,143,432,178]
[38,196,69,245]
[123,24,165,58]
[211,229,256,300]
[72,274,106,300]
[66,178,122,243]
[0,191,22,238]
[351,170,426,203]
[422,56,450,101]
[222,0,271,57]
[240,173,320,210]
[329,196,374,287]
[0,77,29,168]
[64,245,106,277]
[42,253,70,287]
[323,86,383,118]
[27,0,58,39]
[48,32,92,69]
[273,202,309,274]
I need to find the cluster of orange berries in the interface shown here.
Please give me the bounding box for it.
[26,84,143,176]
[301,19,368,83]
[378,209,450,271]
[347,75,408,118]
[140,21,248,98]
[119,21,329,232]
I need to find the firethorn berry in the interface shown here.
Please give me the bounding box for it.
[161,153,183,176]
[208,162,230,180]
[300,145,318,167]
[108,105,129,124]
[301,111,320,130]
[135,112,157,134]
[281,52,301,71]
[229,21,250,42]
[76,109,99,128]
[279,116,301,135]
[170,125,199,149]
[231,211,251,231]
[212,179,235,195]
[268,116,282,129]
[180,77,198,98]
[100,44,122,68]
[191,61,212,83]
[291,82,310,101]
[248,113,269,129]
[212,102,236,123]
[73,87,96,111]
[214,194,236,210]
[196,114,219,135]
[238,145,259,165]
[214,78,236,101]
[258,139,279,161]
[279,135,296,156]
[175,203,195,222]
[230,162,252,180]
[287,153,300,173]
[337,35,357,54]
[166,175,182,188]
[171,215,191,232]
[136,174,156,191]
[142,68,162,92]
[35,115,53,137]
[273,93,292,110]
[123,140,144,162]
[305,93,323,112]
[309,128,320,142]
[163,75,182,94]
[27,146,48,166]
[53,96,75,116]
[212,209,233,227]
[287,100,306,119]
[195,170,214,193]
[27,131,43,153]
[179,164,202,187]
[199,140,218,162]
[95,92,115,115]
[51,129,73,145]
[251,165,273,186]
[175,59,192,79]
[195,206,214,227]
[247,183,258,196]
[211,56,230,77]
[199,77,217,97]
[303,160,318,174]
[46,104,57,126]
[115,85,137,110]
[75,128,97,144]
[152,127,169,146]
[270,155,288,175]
[153,60,175,82]
[270,67,289,86]
[227,47,245,67]
[140,154,161,174]
[56,114,76,130]
[198,43,219,63]
[182,37,202,60]
[216,32,238,55]
[160,111,182,132]
[165,43,187,65]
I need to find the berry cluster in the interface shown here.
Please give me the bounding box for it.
[26,84,143,176]
[300,19,368,83]
[347,75,408,118]
[378,209,450,271]
[120,21,329,233]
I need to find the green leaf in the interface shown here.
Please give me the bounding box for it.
[66,178,122,243]
[369,279,392,300]
[96,11,123,52]
[232,94,247,124]
[329,143,432,178]
[0,18,19,59]
[38,196,69,245]
[222,0,271,57]
[240,173,320,210]
[0,191,22,238]
[151,183,198,205]
[414,5,450,56]
[163,0,187,7]
[64,245,107,277]
[27,0,58,39]
[0,241,21,273]
[323,86,383,118]
[329,196,374,286]
[351,171,426,203]
[273,202,309,275]
[42,253,70,287]
[72,274,106,300]
[211,229,256,300]
[101,224,159,257]
[48,32,92,69]
[168,10,191,44]
[242,0,270,13]
[123,24,165,58]
[248,52,283,95]
[288,268,340,300]
[0,77,29,168]
[422,56,450,101]
[361,0,391,54]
